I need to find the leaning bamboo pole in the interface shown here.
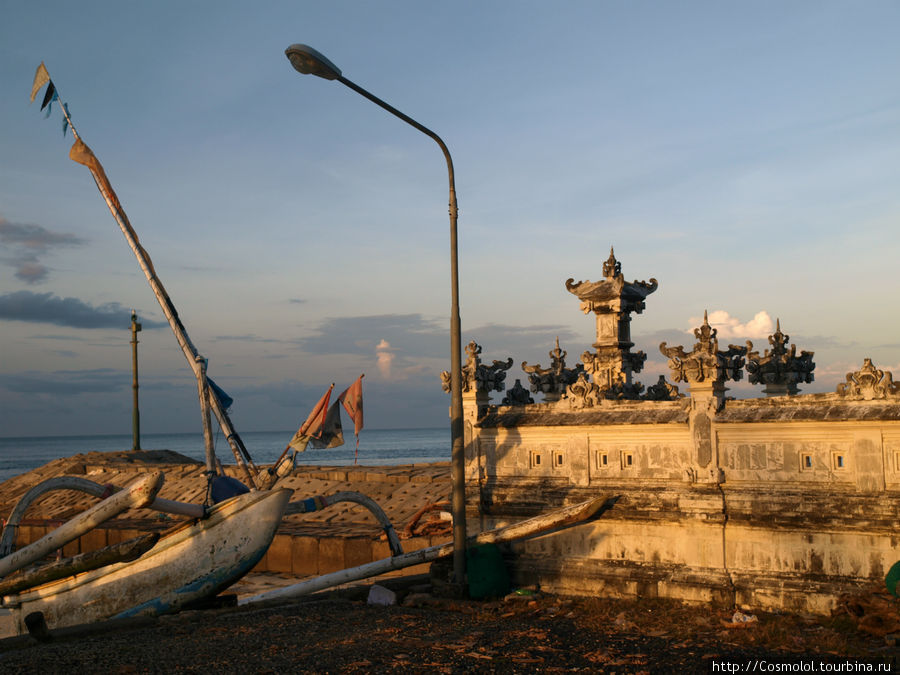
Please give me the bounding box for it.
[40,71,258,489]
[240,495,617,606]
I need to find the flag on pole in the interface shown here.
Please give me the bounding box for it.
[308,400,345,449]
[287,384,333,452]
[207,377,234,412]
[338,374,364,462]
[69,137,122,212]
[30,62,50,103]
[41,82,58,117]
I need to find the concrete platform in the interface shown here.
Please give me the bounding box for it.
[0,451,452,577]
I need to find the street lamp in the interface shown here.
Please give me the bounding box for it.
[285,44,467,588]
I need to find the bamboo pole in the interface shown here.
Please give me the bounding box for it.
[0,473,164,579]
[48,83,258,490]
[0,476,204,559]
[0,533,159,596]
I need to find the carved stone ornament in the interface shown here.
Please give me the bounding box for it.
[565,248,658,317]
[521,337,585,400]
[565,372,603,409]
[659,311,747,385]
[501,379,534,406]
[836,358,900,400]
[745,319,815,395]
[643,375,683,401]
[601,375,645,401]
[441,341,513,394]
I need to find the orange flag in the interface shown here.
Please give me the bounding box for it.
[287,384,333,452]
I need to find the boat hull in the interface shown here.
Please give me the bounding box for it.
[1,488,291,636]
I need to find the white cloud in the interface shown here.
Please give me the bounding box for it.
[688,310,774,340]
[375,339,395,379]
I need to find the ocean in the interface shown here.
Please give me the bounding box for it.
[0,427,450,484]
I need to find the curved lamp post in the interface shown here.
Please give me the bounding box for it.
[285,44,466,587]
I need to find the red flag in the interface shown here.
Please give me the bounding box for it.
[338,374,364,436]
[288,384,333,451]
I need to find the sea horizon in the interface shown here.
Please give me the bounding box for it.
[0,427,451,484]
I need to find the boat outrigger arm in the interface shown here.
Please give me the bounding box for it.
[52,83,259,490]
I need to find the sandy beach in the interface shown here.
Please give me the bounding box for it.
[1,579,896,673]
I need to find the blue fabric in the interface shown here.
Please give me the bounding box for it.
[208,377,234,411]
[210,475,250,504]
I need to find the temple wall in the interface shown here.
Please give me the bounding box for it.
[465,394,900,614]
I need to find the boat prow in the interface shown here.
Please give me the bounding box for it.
[1,488,291,637]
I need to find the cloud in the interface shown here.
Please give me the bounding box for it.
[0,368,127,394]
[300,314,447,358]
[0,217,86,284]
[688,310,774,340]
[375,339,395,378]
[0,291,166,329]
[213,334,283,343]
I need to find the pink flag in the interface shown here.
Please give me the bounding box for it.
[338,374,364,462]
[338,374,364,436]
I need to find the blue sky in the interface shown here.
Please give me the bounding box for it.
[2,1,899,438]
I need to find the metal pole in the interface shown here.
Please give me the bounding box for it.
[130,310,142,451]
[335,76,467,587]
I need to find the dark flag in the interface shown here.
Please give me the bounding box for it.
[308,400,345,449]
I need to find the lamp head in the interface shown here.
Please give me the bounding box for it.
[285,44,342,80]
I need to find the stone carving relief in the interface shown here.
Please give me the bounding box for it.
[836,358,900,400]
[745,319,815,395]
[501,379,534,406]
[565,372,603,409]
[659,311,747,385]
[521,338,585,402]
[441,341,513,395]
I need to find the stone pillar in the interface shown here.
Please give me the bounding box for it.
[660,312,746,481]
[441,341,513,519]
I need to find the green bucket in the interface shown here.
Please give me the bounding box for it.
[466,543,511,599]
[886,560,900,597]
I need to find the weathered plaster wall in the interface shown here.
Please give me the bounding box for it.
[466,394,900,614]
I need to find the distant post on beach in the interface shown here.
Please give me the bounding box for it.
[131,310,141,451]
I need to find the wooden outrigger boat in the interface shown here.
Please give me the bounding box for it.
[0,484,290,636]
[1,64,619,640]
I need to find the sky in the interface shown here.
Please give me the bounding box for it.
[1,1,900,439]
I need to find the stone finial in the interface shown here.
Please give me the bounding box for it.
[521,337,585,402]
[441,341,513,394]
[501,379,534,406]
[836,358,900,400]
[745,319,815,396]
[643,375,683,401]
[565,248,658,317]
[660,311,747,385]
